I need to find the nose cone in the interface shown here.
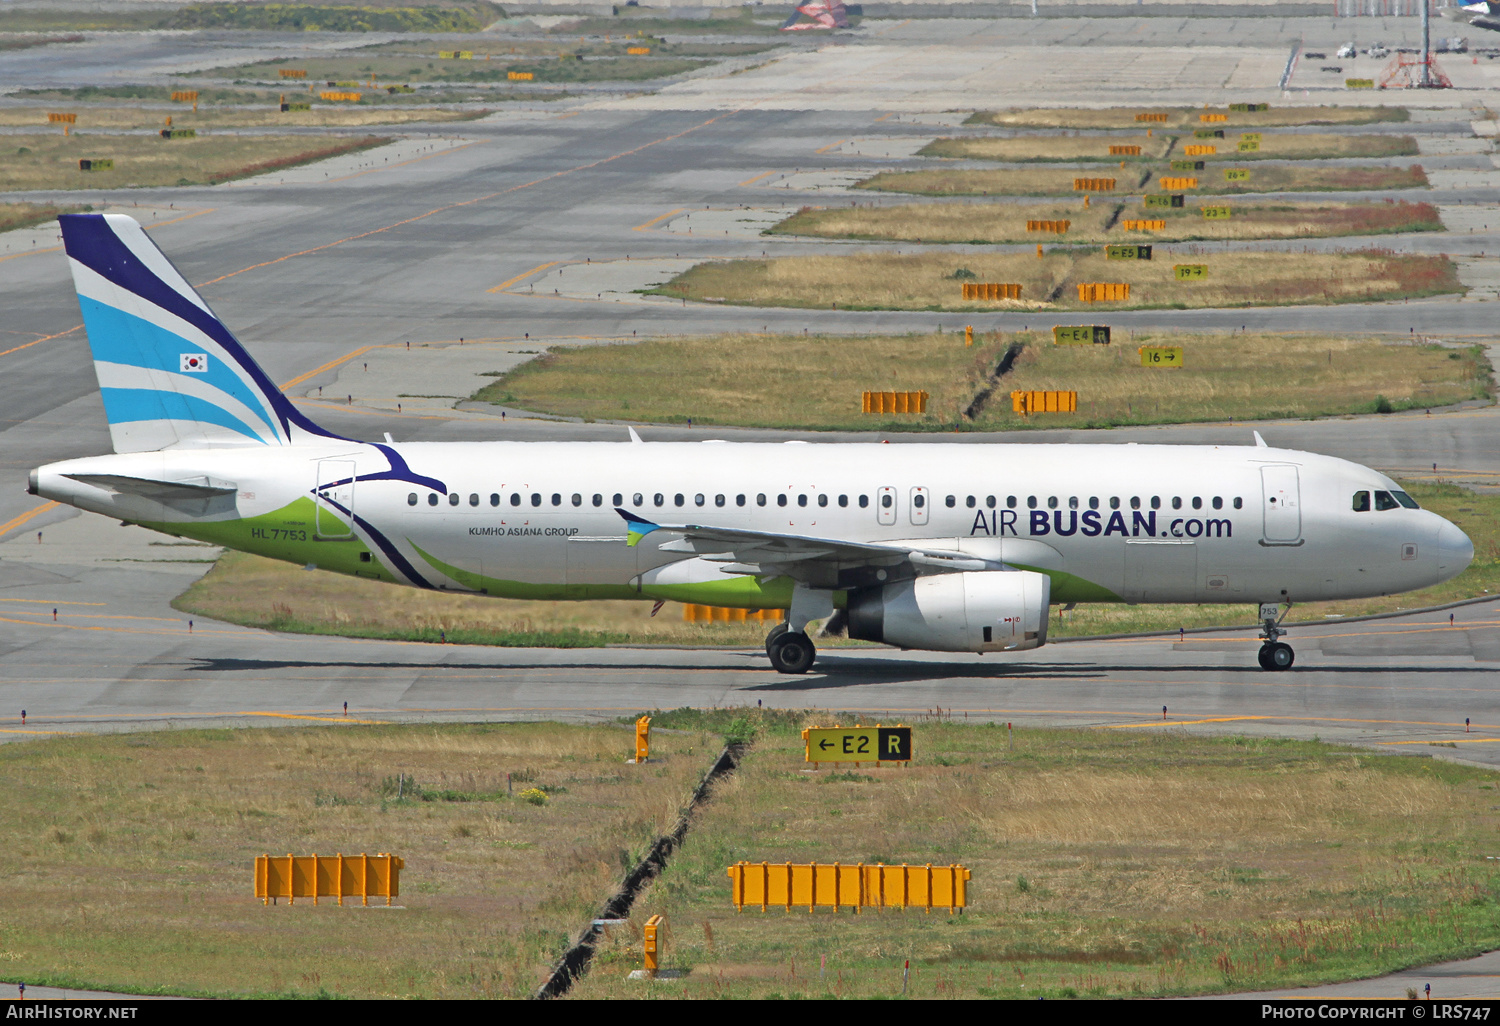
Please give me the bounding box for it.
[1436,519,1474,580]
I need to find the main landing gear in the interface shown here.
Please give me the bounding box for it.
[766,623,816,674]
[1256,601,1294,671]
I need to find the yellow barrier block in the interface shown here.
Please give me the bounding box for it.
[1183,144,1216,157]
[861,391,929,414]
[1078,282,1130,302]
[1200,113,1228,122]
[1159,176,1198,190]
[1136,112,1169,122]
[1108,144,1142,156]
[279,69,307,78]
[1072,177,1116,192]
[255,853,403,906]
[681,604,785,622]
[508,71,534,81]
[1011,390,1078,414]
[727,861,971,913]
[319,91,362,102]
[1140,346,1184,367]
[961,282,1022,300]
[47,112,76,123]
[627,46,651,54]
[1121,219,1165,231]
[1025,219,1070,234]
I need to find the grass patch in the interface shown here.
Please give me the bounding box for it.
[925,133,1418,164]
[966,105,1410,130]
[162,2,500,33]
[0,721,720,997]
[476,331,1487,432]
[569,719,1500,999]
[557,9,791,35]
[0,201,90,234]
[200,52,706,86]
[1052,480,1500,638]
[0,107,479,132]
[772,199,1442,245]
[857,164,1428,198]
[173,550,778,648]
[651,250,1461,312]
[0,133,389,192]
[0,34,84,52]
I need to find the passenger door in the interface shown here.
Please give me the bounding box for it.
[314,459,355,539]
[1260,466,1302,545]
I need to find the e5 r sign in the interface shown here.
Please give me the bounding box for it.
[803,726,912,764]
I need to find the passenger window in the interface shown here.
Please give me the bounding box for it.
[715,494,725,507]
[1212,497,1223,510]
[674,494,684,507]
[1129,497,1140,510]
[1172,496,1182,510]
[1109,497,1120,510]
[429,494,439,506]
[449,493,460,506]
[797,495,807,507]
[1006,496,1017,509]
[737,494,746,507]
[881,494,893,509]
[1233,497,1243,509]
[757,494,767,507]
[1089,497,1099,510]
[1352,491,1370,512]
[469,493,479,507]
[1374,490,1399,511]
[913,494,925,509]
[632,493,643,507]
[986,496,996,509]
[593,494,604,507]
[694,493,705,507]
[510,494,521,507]
[1027,496,1037,509]
[491,493,501,507]
[838,495,848,508]
[551,493,562,506]
[531,493,542,507]
[572,494,582,507]
[818,494,828,507]
[966,496,976,508]
[1069,497,1079,509]
[778,495,788,507]
[1150,496,1160,510]
[654,493,664,507]
[1191,497,1202,510]
[858,495,869,508]
[1393,491,1419,509]
[408,493,417,506]
[609,493,619,506]
[945,495,956,508]
[1047,496,1058,509]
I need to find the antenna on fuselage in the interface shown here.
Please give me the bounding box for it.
[1253,431,1268,448]
[627,426,644,444]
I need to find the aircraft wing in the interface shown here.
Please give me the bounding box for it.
[616,507,1000,586]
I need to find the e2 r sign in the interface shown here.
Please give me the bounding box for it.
[803,726,913,763]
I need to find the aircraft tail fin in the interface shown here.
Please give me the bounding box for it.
[59,213,339,453]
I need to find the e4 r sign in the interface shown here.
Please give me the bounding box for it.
[803,726,912,764]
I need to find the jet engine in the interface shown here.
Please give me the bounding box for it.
[845,570,1051,653]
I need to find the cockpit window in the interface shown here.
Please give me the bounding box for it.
[1392,491,1420,509]
[1352,490,1370,512]
[1374,490,1400,511]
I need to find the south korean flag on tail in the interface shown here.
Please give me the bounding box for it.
[180,353,208,373]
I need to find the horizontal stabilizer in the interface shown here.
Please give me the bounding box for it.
[65,473,237,502]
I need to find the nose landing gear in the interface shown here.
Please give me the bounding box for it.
[1256,601,1294,671]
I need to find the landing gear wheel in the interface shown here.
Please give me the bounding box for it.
[1258,642,1294,671]
[767,631,816,674]
[764,622,789,656]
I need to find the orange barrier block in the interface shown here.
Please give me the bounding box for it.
[727,861,971,913]
[255,853,403,906]
[1073,177,1116,192]
[960,282,1022,301]
[1077,282,1130,302]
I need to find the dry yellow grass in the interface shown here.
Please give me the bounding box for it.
[0,132,389,191]
[569,720,1500,999]
[174,550,779,648]
[0,105,476,131]
[477,330,1485,431]
[0,722,719,997]
[0,200,87,232]
[925,132,1417,163]
[655,249,1460,312]
[967,105,1409,130]
[857,163,1428,198]
[919,133,1172,163]
[771,199,1442,245]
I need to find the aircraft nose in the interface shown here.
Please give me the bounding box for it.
[1436,519,1474,575]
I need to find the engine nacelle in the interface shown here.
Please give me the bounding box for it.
[846,570,1051,653]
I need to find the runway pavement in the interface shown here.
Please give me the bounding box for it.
[1,16,1498,763]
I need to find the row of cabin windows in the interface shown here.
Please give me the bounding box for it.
[405,491,1244,511]
[1352,489,1419,512]
[405,491,876,509]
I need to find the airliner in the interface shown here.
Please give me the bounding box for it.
[26,215,1475,673]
